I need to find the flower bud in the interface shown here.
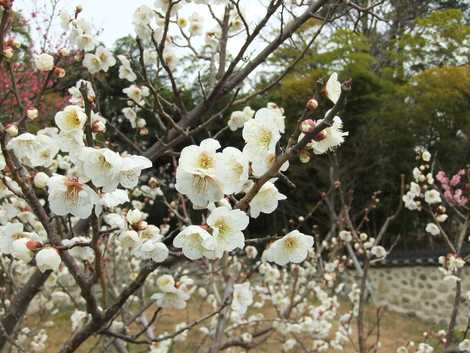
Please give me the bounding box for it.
[34,53,54,71]
[35,247,61,272]
[157,274,175,292]
[299,149,310,163]
[245,245,258,259]
[34,172,50,188]
[12,238,34,262]
[3,47,13,58]
[59,48,70,57]
[119,230,139,248]
[54,67,66,78]
[135,220,148,231]
[136,118,147,128]
[300,119,316,133]
[27,108,39,120]
[91,120,106,133]
[5,123,18,137]
[26,239,43,250]
[306,98,318,111]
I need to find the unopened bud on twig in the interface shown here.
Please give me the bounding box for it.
[26,240,43,251]
[27,108,39,120]
[299,149,310,163]
[5,123,18,137]
[300,119,316,133]
[306,98,318,111]
[54,67,66,78]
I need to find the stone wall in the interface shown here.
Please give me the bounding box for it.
[350,266,470,326]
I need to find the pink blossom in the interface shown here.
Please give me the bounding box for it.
[444,190,453,203]
[436,171,449,184]
[450,174,461,186]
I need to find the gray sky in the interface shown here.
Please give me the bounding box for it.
[14,0,268,48]
[15,0,155,47]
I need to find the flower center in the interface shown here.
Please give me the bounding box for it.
[65,110,81,128]
[197,152,213,170]
[284,237,297,249]
[232,162,243,177]
[259,129,272,148]
[98,155,112,170]
[214,219,229,236]
[64,177,82,202]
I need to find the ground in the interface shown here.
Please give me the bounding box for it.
[32,297,442,353]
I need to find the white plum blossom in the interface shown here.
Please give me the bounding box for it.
[339,230,352,242]
[154,0,182,14]
[424,189,441,205]
[123,85,150,105]
[325,72,341,104]
[47,175,98,219]
[310,114,348,155]
[228,106,255,131]
[215,147,249,194]
[207,206,249,257]
[189,12,204,35]
[232,282,253,315]
[421,150,431,162]
[122,107,139,128]
[173,225,216,260]
[33,172,50,189]
[34,53,54,71]
[459,339,470,352]
[127,209,146,226]
[119,155,152,189]
[370,245,387,258]
[425,222,440,236]
[0,151,5,171]
[251,151,289,178]
[57,129,85,155]
[118,55,137,82]
[156,274,175,292]
[263,230,314,265]
[175,138,223,209]
[242,110,282,161]
[416,343,434,353]
[95,46,116,72]
[162,47,178,71]
[69,80,95,106]
[55,105,87,132]
[256,106,286,133]
[0,222,25,255]
[35,248,61,272]
[80,148,123,192]
[151,283,190,310]
[7,133,58,167]
[12,238,34,262]
[133,238,169,263]
[63,237,94,262]
[95,189,129,215]
[248,180,287,218]
[119,230,140,249]
[83,53,102,74]
[70,310,89,331]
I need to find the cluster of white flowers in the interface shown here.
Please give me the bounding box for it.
[151,274,191,309]
[83,46,116,74]
[60,9,96,51]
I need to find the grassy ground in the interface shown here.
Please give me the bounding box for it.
[32,298,440,353]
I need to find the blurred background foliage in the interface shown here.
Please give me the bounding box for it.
[233,1,470,249]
